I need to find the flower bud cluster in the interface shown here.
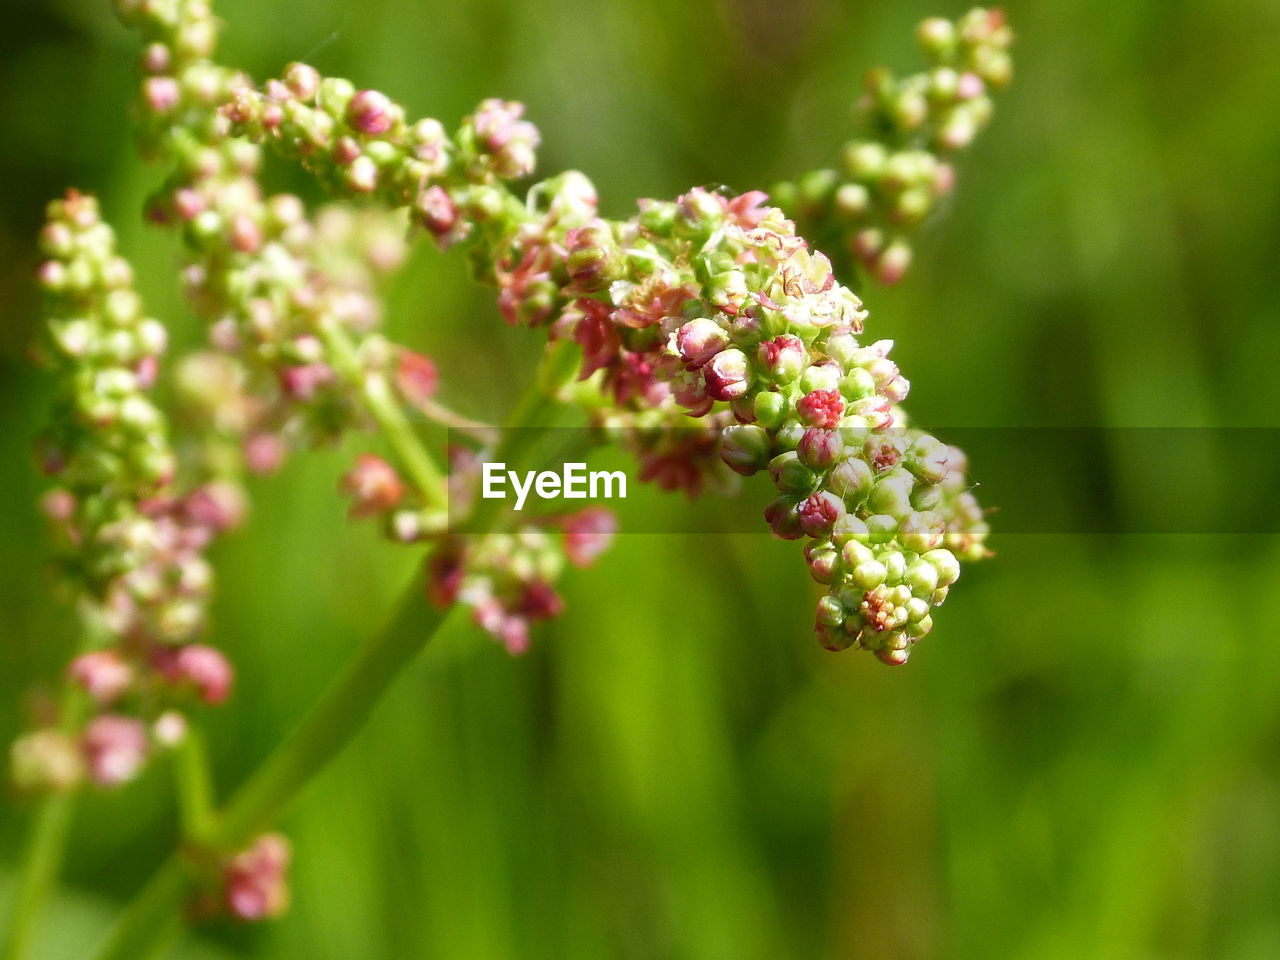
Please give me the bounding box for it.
[483,185,989,661]
[15,191,238,793]
[222,65,539,248]
[773,8,1013,285]
[222,833,291,921]
[425,452,616,653]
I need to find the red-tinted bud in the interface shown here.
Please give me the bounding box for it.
[796,389,845,428]
[675,318,729,368]
[347,89,395,135]
[756,335,807,383]
[799,491,845,538]
[703,348,751,401]
[560,507,617,567]
[340,453,404,519]
[797,427,842,469]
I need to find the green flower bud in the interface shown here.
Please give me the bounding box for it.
[882,550,906,585]
[831,514,869,546]
[852,559,887,589]
[868,468,915,517]
[841,141,888,181]
[905,559,939,597]
[865,514,898,544]
[816,594,845,628]
[840,367,877,400]
[753,390,788,429]
[720,424,772,476]
[827,456,873,503]
[922,548,960,587]
[841,538,874,568]
[835,182,871,220]
[800,364,840,393]
[768,451,819,495]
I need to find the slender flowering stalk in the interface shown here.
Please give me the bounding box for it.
[772,7,1013,285]
[9,2,1010,953]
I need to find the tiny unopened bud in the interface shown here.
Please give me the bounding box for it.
[82,714,148,787]
[225,834,291,922]
[676,318,729,368]
[341,453,405,519]
[756,335,807,383]
[720,425,771,476]
[799,491,845,538]
[797,427,843,470]
[560,507,617,567]
[703,348,751,401]
[68,650,134,705]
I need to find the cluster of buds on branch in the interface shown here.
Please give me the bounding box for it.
[773,8,1013,285]
[15,190,237,797]
[14,0,1009,936]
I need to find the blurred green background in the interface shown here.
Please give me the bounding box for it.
[4,0,1280,957]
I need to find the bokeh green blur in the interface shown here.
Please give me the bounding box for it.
[4,0,1280,957]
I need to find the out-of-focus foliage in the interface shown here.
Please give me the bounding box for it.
[2,0,1280,957]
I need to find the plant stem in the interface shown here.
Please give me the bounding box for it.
[1,793,78,960]
[173,728,214,842]
[91,582,453,960]
[1,623,96,960]
[465,340,581,533]
[320,318,448,506]
[91,341,575,959]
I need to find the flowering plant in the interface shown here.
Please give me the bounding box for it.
[4,2,1010,956]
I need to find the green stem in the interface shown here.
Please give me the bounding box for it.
[92,341,576,959]
[91,581,453,960]
[173,728,214,842]
[320,319,448,507]
[465,340,581,533]
[1,793,78,960]
[1,626,96,960]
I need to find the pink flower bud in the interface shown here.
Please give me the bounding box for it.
[68,651,134,705]
[796,388,845,428]
[519,581,564,621]
[143,76,180,113]
[224,834,291,921]
[560,507,617,567]
[169,644,234,705]
[279,362,334,400]
[956,72,986,101]
[396,350,439,408]
[415,184,458,239]
[82,715,148,787]
[347,89,395,135]
[333,136,361,165]
[703,348,751,401]
[426,545,465,608]
[675,318,729,368]
[229,213,261,254]
[244,432,285,474]
[763,497,804,540]
[284,62,320,101]
[799,491,845,538]
[756,335,807,383]
[184,482,247,532]
[797,427,843,469]
[340,453,404,519]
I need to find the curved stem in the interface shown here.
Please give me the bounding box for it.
[1,623,96,960]
[464,340,581,533]
[1,793,78,960]
[320,318,448,507]
[91,581,453,960]
[92,341,576,959]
